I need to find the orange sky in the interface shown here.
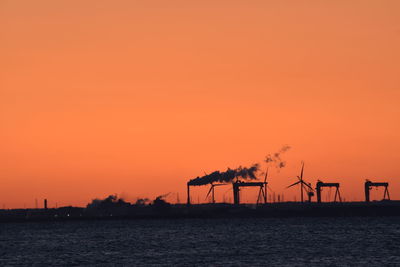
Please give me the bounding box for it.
[1,1,400,208]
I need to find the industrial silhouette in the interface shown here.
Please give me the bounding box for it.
[316,180,342,203]
[232,180,267,205]
[0,151,397,222]
[205,183,227,203]
[186,162,393,205]
[187,147,291,205]
[364,180,390,202]
[0,175,398,222]
[186,164,259,205]
[286,163,314,203]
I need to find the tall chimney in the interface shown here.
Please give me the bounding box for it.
[187,184,191,206]
[365,181,370,202]
[44,199,48,210]
[233,182,240,205]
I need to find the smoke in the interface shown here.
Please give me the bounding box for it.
[187,164,259,186]
[265,145,291,169]
[154,192,170,202]
[86,194,131,209]
[153,193,171,209]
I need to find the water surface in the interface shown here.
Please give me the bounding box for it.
[1,217,399,266]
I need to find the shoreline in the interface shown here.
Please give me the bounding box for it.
[1,201,400,223]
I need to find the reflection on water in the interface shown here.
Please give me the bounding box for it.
[1,217,400,266]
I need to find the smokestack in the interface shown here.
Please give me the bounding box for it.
[365,181,370,202]
[233,182,240,205]
[44,199,48,210]
[187,184,191,206]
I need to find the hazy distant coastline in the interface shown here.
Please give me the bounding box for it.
[2,201,400,223]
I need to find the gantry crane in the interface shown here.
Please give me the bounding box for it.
[315,180,341,203]
[233,181,267,205]
[364,180,390,202]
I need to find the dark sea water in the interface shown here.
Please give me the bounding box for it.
[1,217,400,266]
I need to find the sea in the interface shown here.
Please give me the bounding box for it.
[1,217,400,266]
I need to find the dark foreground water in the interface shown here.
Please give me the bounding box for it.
[1,217,400,266]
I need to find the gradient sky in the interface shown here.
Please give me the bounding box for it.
[1,1,400,208]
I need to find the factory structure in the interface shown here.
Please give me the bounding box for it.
[0,162,397,221]
[186,163,391,205]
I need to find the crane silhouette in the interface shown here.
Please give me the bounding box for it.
[256,168,268,204]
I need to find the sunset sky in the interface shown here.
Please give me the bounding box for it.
[1,1,399,208]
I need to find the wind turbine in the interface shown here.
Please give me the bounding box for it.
[287,162,313,203]
[205,183,227,203]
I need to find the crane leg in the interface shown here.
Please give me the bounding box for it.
[264,185,267,204]
[385,187,390,200]
[261,188,266,204]
[256,187,262,205]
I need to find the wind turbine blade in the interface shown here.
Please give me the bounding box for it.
[301,181,313,191]
[205,186,213,200]
[264,168,269,183]
[287,181,301,188]
[300,162,304,180]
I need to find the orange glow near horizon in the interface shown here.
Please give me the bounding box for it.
[1,1,400,208]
